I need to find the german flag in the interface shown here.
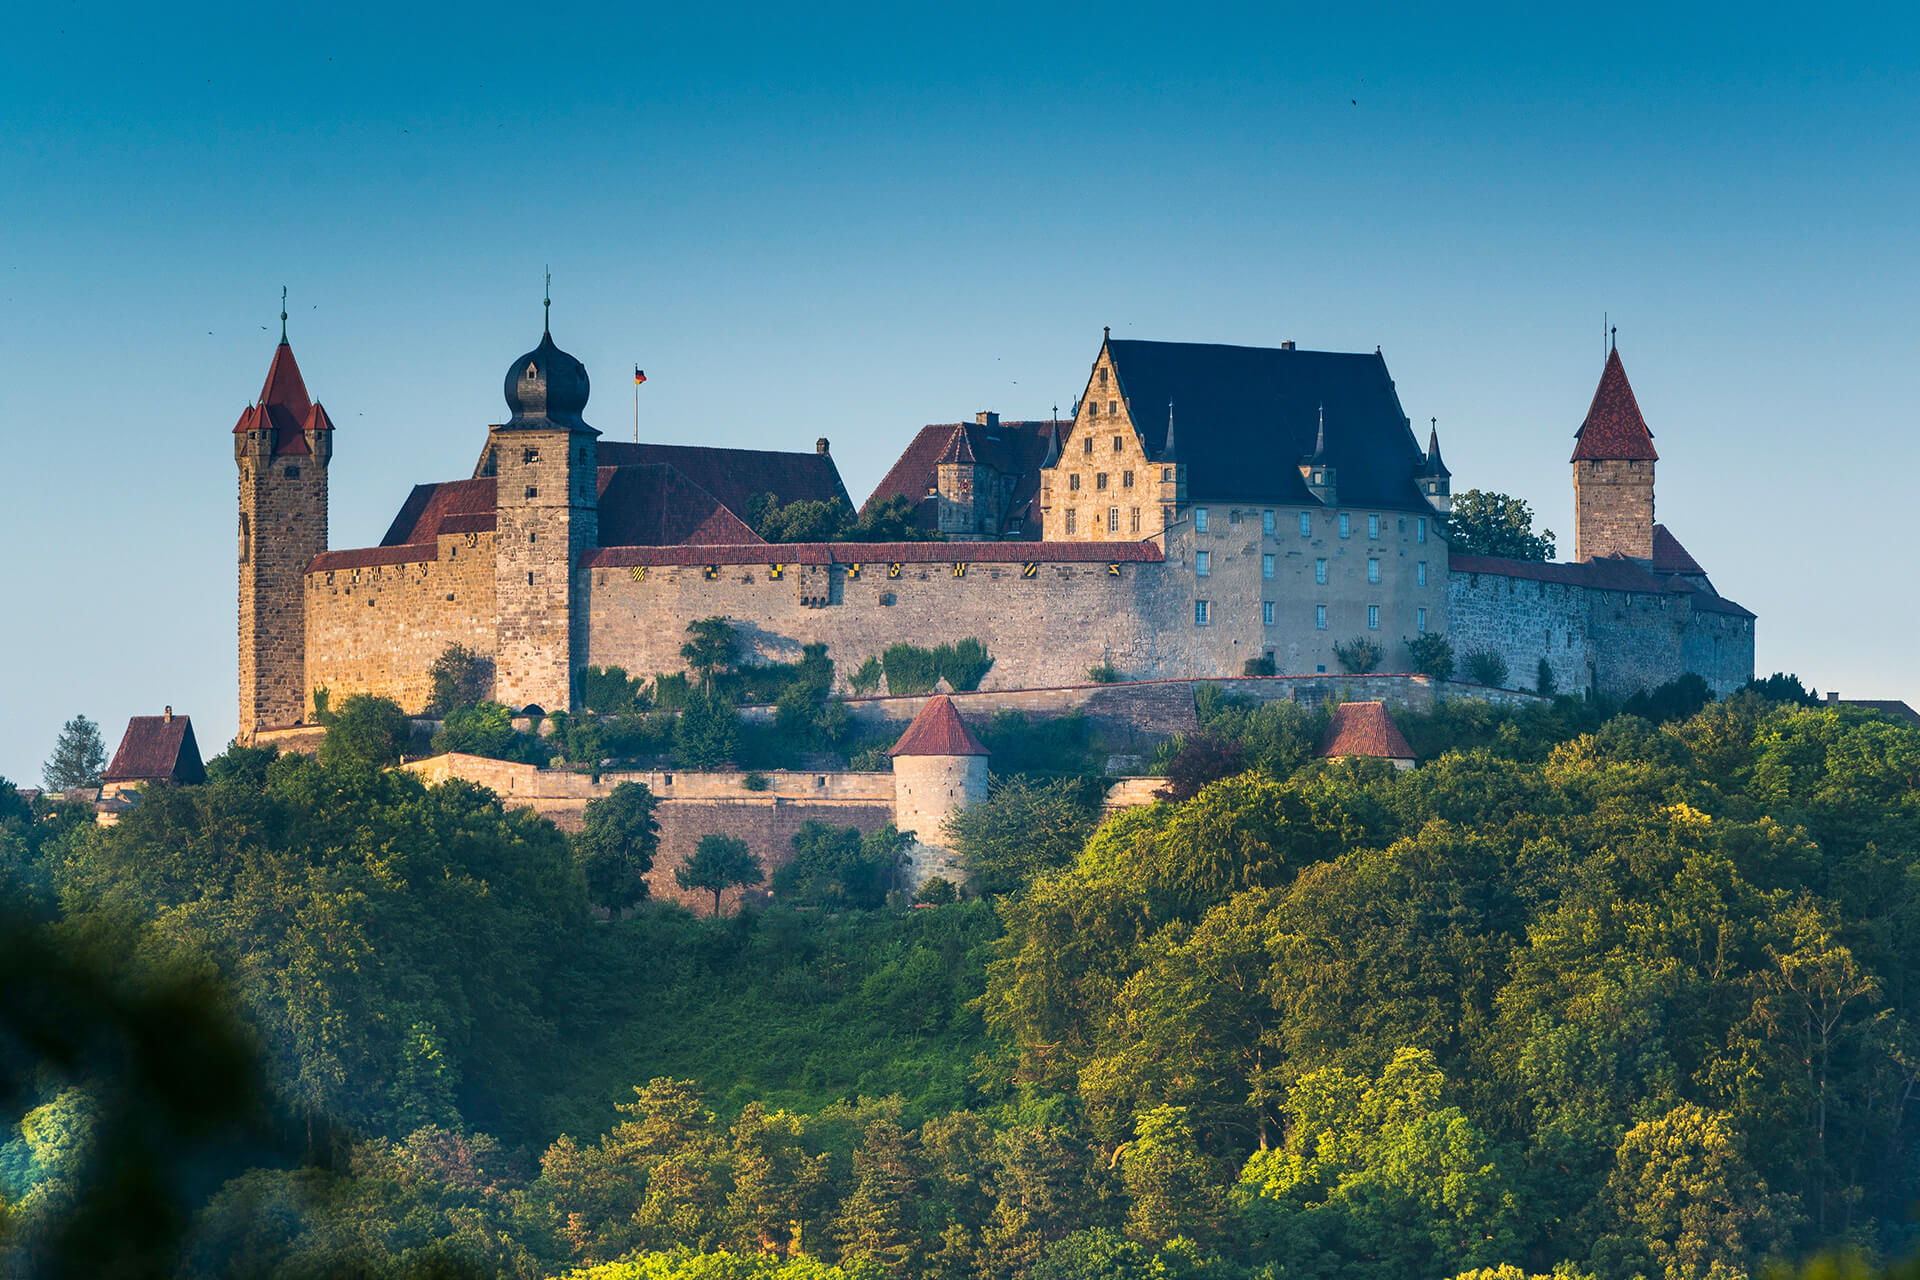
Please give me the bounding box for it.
[634,366,647,385]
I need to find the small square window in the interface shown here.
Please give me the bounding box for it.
[1315,558,1327,585]
[1417,561,1427,586]
[1368,514,1380,539]
[1123,470,1134,488]
[1367,605,1380,630]
[1262,553,1275,579]
[1096,472,1109,490]
[1195,600,1211,626]
[1417,607,1428,633]
[1108,506,1120,532]
[525,486,538,499]
[1368,558,1380,584]
[1417,517,1428,544]
[284,466,300,479]
[1195,550,1211,577]
[1263,510,1275,535]
[1300,512,1312,537]
[1339,513,1351,538]
[1316,664,1327,673]
[1263,600,1276,625]
[1229,509,1242,524]
[1195,507,1210,532]
[1162,467,1173,482]
[524,448,540,464]
[1315,605,1328,630]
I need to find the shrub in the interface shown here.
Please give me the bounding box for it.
[426,644,493,715]
[652,672,692,711]
[1242,655,1276,677]
[848,740,895,772]
[881,643,940,697]
[937,638,995,691]
[1405,633,1455,681]
[580,665,648,714]
[742,771,770,791]
[849,656,884,696]
[772,822,902,909]
[321,694,413,770]
[433,702,547,764]
[913,877,959,905]
[1087,662,1124,684]
[1745,672,1820,706]
[675,693,740,768]
[1623,672,1714,724]
[1156,734,1248,803]
[1463,649,1510,687]
[1536,656,1558,696]
[1333,637,1382,674]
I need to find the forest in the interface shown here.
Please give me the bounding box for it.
[5,677,1920,1280]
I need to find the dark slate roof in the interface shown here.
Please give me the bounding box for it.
[1318,702,1414,761]
[1451,551,1755,619]
[863,419,1062,538]
[104,713,206,785]
[585,539,1164,568]
[1841,700,1920,728]
[888,695,989,757]
[596,442,850,523]
[1571,348,1658,462]
[1104,340,1427,509]
[596,465,761,547]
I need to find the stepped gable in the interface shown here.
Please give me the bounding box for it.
[104,710,206,785]
[233,340,332,456]
[864,419,1060,538]
[1571,348,1658,462]
[887,695,990,757]
[1104,340,1427,508]
[596,464,761,547]
[597,441,850,525]
[1318,701,1414,763]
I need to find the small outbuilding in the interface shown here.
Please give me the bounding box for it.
[1318,701,1415,770]
[101,707,207,808]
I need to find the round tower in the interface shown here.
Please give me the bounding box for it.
[886,695,989,893]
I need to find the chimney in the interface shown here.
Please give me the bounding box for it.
[164,706,173,723]
[1280,340,1296,351]
[976,411,999,428]
[1826,691,1840,703]
[815,438,830,455]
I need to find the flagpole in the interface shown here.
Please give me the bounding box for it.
[634,366,640,443]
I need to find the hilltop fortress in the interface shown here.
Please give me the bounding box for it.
[234,316,1754,740]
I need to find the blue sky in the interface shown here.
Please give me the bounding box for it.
[3,2,1916,782]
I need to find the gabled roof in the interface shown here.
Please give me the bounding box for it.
[596,442,850,523]
[887,695,989,757]
[103,713,206,785]
[596,464,762,547]
[1318,701,1414,762]
[1841,700,1920,728]
[863,419,1061,539]
[380,477,499,546]
[1651,525,1704,575]
[1451,550,1755,619]
[1571,348,1658,462]
[1103,340,1428,509]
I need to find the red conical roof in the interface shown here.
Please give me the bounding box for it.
[234,340,332,455]
[887,695,990,757]
[1571,348,1658,462]
[1317,701,1414,762]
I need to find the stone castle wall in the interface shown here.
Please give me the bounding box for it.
[1573,459,1655,561]
[238,446,328,737]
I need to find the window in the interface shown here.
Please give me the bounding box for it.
[1229,508,1242,524]
[1069,473,1081,491]
[1195,507,1210,532]
[1263,510,1275,535]
[1315,558,1327,585]
[1162,467,1174,481]
[284,466,301,479]
[1099,368,1109,387]
[529,532,537,543]
[1195,600,1211,626]
[1123,470,1134,488]
[1367,558,1380,584]
[525,486,538,498]
[1263,601,1276,625]
[1338,513,1350,538]
[1262,553,1275,579]
[1108,400,1117,415]
[1417,517,1428,544]
[1368,514,1380,539]
[1113,435,1123,452]
[1367,605,1380,630]
[1108,506,1120,532]
[1130,507,1141,532]
[1300,512,1312,537]
[1088,402,1099,419]
[1195,551,1211,577]
[523,448,540,464]
[1096,472,1108,490]
[1315,604,1328,630]
[1065,509,1077,534]
[1417,607,1428,633]
[1083,435,1094,453]
[1417,561,1427,586]
[1162,506,1174,527]
[1397,516,1406,533]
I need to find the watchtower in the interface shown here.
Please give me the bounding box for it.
[887,695,990,892]
[234,313,333,741]
[1571,347,1657,562]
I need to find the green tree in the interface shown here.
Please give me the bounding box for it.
[431,700,544,762]
[773,822,896,909]
[945,776,1101,898]
[576,782,662,912]
[319,693,413,770]
[1406,634,1456,681]
[675,834,765,916]
[1444,489,1557,560]
[676,692,741,768]
[1332,638,1381,674]
[1463,649,1510,687]
[42,715,106,791]
[681,617,741,696]
[426,643,492,715]
[833,1104,924,1269]
[1119,1105,1223,1246]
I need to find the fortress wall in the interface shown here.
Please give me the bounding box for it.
[305,534,498,715]
[1589,593,1688,699]
[1448,572,1598,695]
[584,558,1193,691]
[1679,610,1757,699]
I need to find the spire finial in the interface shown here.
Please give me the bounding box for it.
[543,267,551,336]
[279,285,288,343]
[1610,324,1617,353]
[1103,325,1110,341]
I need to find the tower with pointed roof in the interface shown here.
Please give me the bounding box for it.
[489,302,600,714]
[1418,420,1451,513]
[234,312,333,741]
[1571,347,1658,562]
[886,694,989,891]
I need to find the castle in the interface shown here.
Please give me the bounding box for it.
[234,313,1754,741]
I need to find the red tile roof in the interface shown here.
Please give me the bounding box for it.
[104,713,206,785]
[887,695,990,757]
[584,539,1165,568]
[232,340,333,457]
[1571,348,1658,462]
[1451,550,1755,620]
[596,464,762,547]
[1318,701,1414,762]
[597,442,849,521]
[863,420,1062,539]
[1651,525,1704,575]
[379,477,499,547]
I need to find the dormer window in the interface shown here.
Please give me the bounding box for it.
[525,363,538,380]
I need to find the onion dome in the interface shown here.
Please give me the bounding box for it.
[503,327,593,431]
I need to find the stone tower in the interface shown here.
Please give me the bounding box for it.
[234,326,333,741]
[488,315,599,714]
[886,695,990,892]
[1571,347,1657,562]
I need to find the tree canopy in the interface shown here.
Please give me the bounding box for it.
[1444,489,1558,561]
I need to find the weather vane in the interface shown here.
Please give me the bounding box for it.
[543,267,551,335]
[280,285,288,343]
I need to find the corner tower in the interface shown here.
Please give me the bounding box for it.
[235,320,333,741]
[887,695,989,892]
[1571,347,1657,561]
[488,311,599,713]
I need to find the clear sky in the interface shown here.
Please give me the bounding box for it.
[3,1,1916,783]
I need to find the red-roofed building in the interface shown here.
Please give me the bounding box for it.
[1318,701,1415,769]
[865,413,1062,540]
[97,708,206,822]
[1572,347,1659,562]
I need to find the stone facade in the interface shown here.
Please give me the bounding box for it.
[891,752,986,889]
[1574,458,1656,561]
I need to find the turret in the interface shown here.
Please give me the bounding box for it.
[234,304,332,742]
[1418,418,1451,514]
[1571,346,1657,561]
[1298,404,1337,506]
[887,695,989,893]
